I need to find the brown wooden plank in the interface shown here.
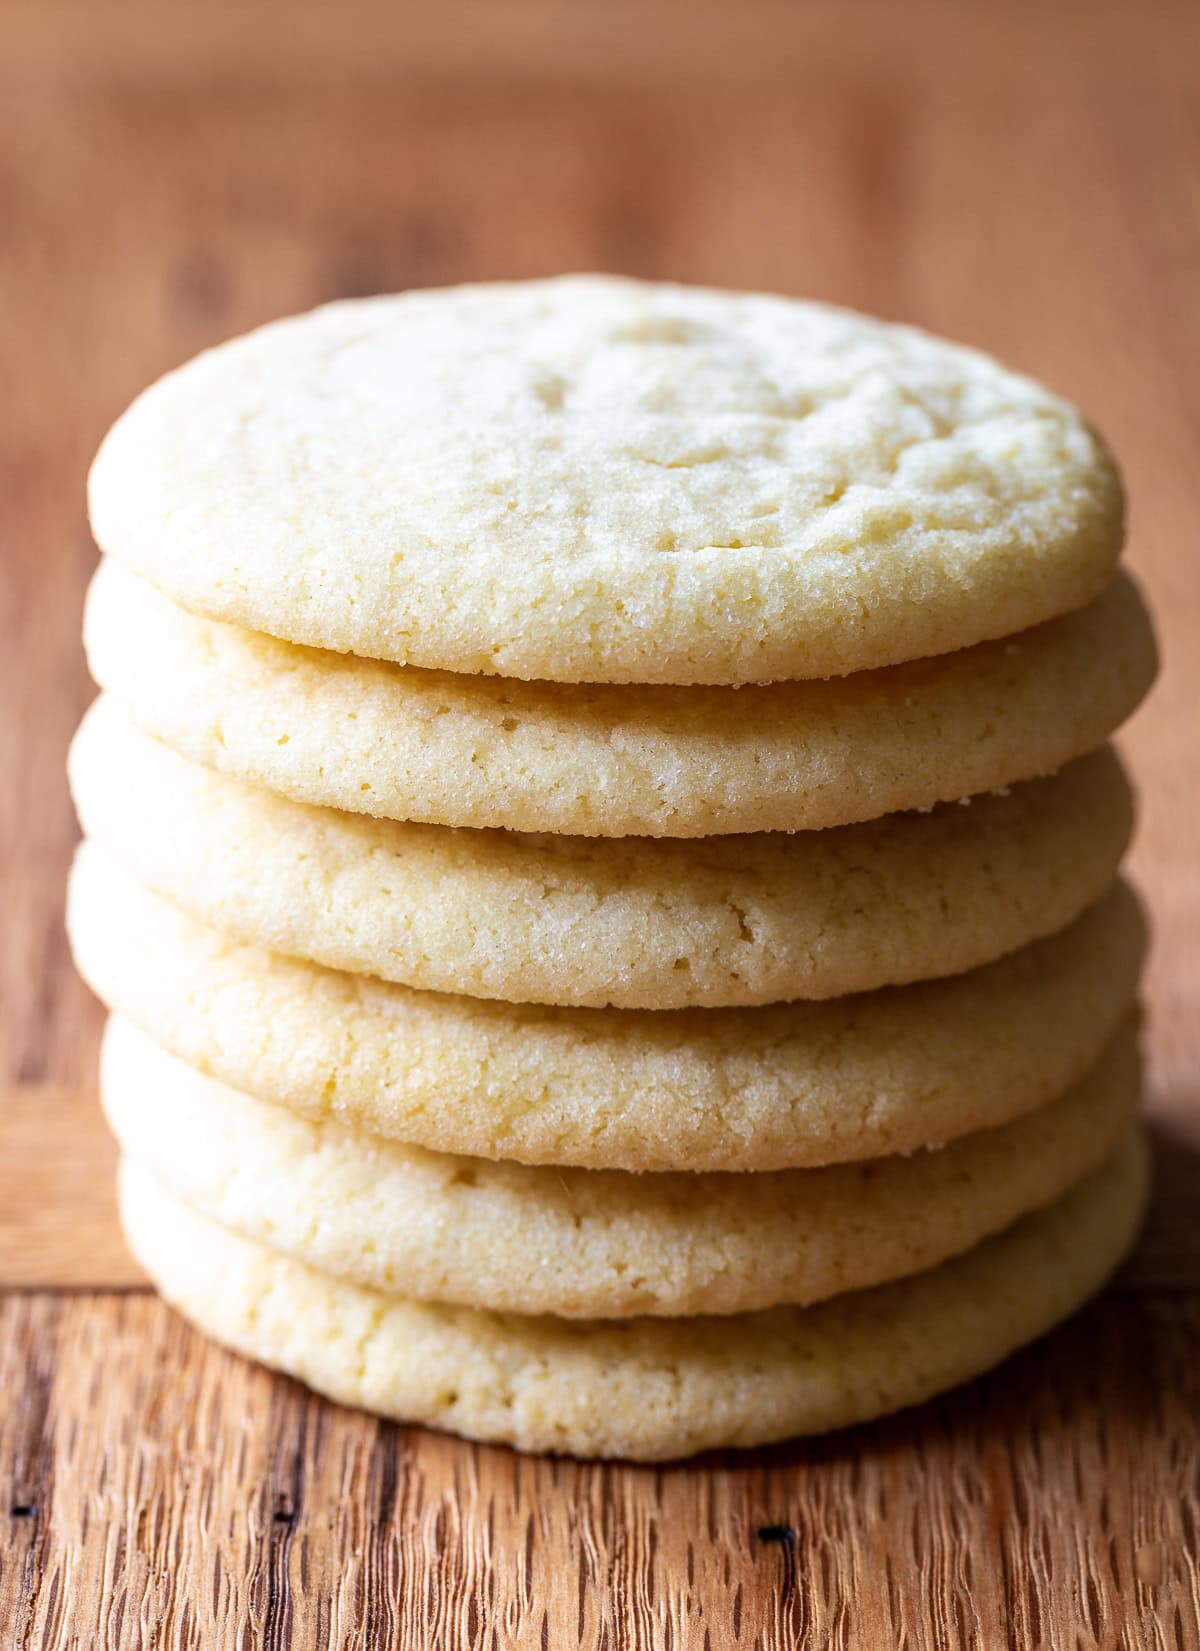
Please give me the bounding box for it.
[3,0,1198,89]
[1,1288,1197,1649]
[0,1088,142,1289]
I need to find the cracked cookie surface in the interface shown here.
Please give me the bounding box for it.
[87,276,1124,685]
[69,697,1134,1009]
[118,1132,1149,1459]
[67,852,1143,1170]
[102,1015,1140,1318]
[85,558,1156,837]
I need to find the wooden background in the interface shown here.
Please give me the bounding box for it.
[1,1,1198,1643]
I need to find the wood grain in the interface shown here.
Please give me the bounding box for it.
[1,1290,1198,1650]
[1,1,1199,1643]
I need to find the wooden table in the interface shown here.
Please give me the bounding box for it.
[2,3,1198,1643]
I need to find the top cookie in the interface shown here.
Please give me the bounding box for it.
[88,276,1124,685]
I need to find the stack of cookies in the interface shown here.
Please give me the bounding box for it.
[67,277,1157,1461]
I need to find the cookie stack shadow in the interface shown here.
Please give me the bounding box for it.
[67,280,1158,1461]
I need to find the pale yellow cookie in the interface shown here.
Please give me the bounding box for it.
[84,558,1156,838]
[87,277,1124,686]
[118,1132,1149,1459]
[102,1015,1139,1318]
[69,699,1133,1009]
[69,848,1145,1171]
